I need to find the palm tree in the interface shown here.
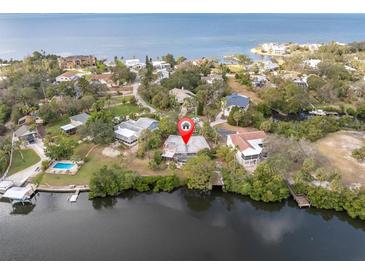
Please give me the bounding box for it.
[14,140,24,160]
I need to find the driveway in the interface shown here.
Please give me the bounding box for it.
[210,111,227,127]
[5,139,48,186]
[132,82,157,113]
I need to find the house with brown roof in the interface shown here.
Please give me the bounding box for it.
[227,131,266,166]
[58,55,97,69]
[90,73,118,88]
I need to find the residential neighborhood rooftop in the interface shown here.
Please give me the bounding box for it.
[228,131,266,156]
[70,113,90,125]
[226,93,250,108]
[162,135,210,158]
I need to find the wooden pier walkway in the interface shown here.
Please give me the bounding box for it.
[69,189,80,203]
[285,181,310,208]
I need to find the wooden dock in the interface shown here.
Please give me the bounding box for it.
[69,189,81,203]
[285,181,310,208]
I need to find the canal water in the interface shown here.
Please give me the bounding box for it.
[1,189,365,260]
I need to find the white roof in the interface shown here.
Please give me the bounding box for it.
[3,185,33,200]
[0,180,14,191]
[242,139,264,157]
[61,124,76,131]
[115,127,136,138]
[125,59,141,66]
[115,118,158,138]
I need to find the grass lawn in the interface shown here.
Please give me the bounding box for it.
[109,104,142,116]
[39,146,122,186]
[8,149,41,176]
[45,116,70,136]
[39,144,186,186]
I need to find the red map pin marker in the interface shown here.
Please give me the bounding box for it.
[177,117,195,144]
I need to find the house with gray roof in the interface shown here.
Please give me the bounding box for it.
[162,135,210,162]
[61,112,90,134]
[114,117,159,145]
[14,125,37,144]
[223,93,250,117]
[169,88,195,104]
[70,113,90,126]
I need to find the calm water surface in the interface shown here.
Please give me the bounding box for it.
[0,14,365,60]
[1,189,365,260]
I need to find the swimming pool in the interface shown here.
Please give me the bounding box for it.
[53,162,76,170]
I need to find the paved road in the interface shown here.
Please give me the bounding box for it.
[132,82,157,113]
[210,111,227,127]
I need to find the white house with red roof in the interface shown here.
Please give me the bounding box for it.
[227,131,266,166]
[56,72,79,82]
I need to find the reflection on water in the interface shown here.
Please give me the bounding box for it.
[10,203,36,215]
[1,189,365,260]
[249,209,304,244]
[92,197,118,210]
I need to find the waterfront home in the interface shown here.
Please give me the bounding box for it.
[169,87,195,104]
[223,93,250,117]
[261,43,288,55]
[60,112,90,134]
[162,135,210,162]
[90,73,118,88]
[14,125,37,144]
[56,72,79,82]
[201,74,223,84]
[227,131,266,166]
[251,75,267,88]
[58,55,97,69]
[304,59,321,69]
[114,117,159,145]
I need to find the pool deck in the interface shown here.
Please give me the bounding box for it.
[45,160,80,175]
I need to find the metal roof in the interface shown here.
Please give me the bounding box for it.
[225,93,250,108]
[70,113,89,124]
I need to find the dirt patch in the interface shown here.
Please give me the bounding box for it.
[227,76,262,103]
[102,146,121,158]
[315,130,365,187]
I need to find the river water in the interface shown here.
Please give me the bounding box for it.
[1,189,365,260]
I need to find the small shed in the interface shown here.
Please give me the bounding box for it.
[60,124,77,135]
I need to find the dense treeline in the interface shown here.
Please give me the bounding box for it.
[293,180,365,220]
[88,165,182,198]
[228,103,365,142]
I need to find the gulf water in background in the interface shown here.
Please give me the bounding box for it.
[0,14,365,60]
